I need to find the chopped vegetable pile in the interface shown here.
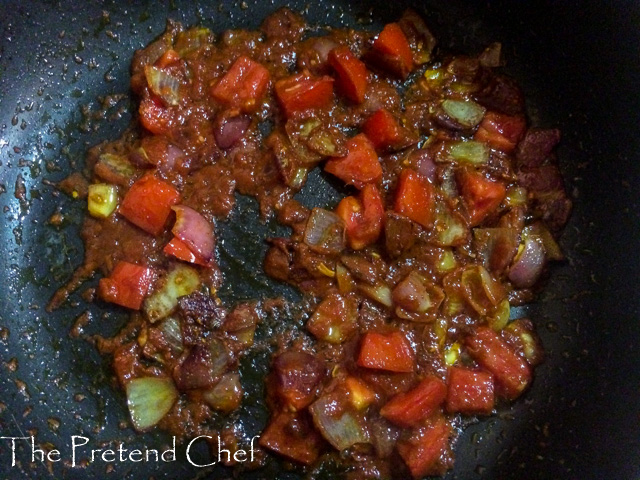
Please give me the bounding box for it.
[58,7,572,478]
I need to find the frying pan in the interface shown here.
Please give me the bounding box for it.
[1,0,639,478]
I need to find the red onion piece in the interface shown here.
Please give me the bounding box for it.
[215,115,251,149]
[303,208,346,254]
[164,144,184,170]
[508,236,546,288]
[411,149,437,182]
[171,205,215,262]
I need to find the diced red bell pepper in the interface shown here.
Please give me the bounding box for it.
[363,109,405,151]
[458,168,506,226]
[154,49,181,69]
[98,261,155,310]
[163,236,209,266]
[445,366,495,415]
[357,331,415,373]
[328,46,369,104]
[211,56,270,112]
[380,376,447,427]
[335,184,384,249]
[394,168,435,228]
[139,94,173,136]
[397,417,451,479]
[259,411,323,465]
[325,133,382,189]
[474,111,526,153]
[119,174,181,235]
[274,73,334,117]
[371,23,414,79]
[465,326,532,400]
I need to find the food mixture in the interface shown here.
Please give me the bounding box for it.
[54,8,572,478]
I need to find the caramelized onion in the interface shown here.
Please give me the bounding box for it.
[508,235,546,288]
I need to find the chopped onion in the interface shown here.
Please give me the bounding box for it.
[144,264,201,323]
[335,262,355,294]
[524,222,564,261]
[473,227,519,273]
[410,149,437,182]
[174,27,212,56]
[448,140,489,165]
[461,265,506,315]
[126,377,178,431]
[174,339,230,390]
[508,235,546,288]
[488,299,510,331]
[309,393,369,450]
[307,293,358,344]
[313,37,338,64]
[215,115,251,149]
[303,208,346,254]
[172,205,215,263]
[433,202,469,246]
[392,271,444,321]
[95,153,137,187]
[441,99,486,128]
[202,372,243,413]
[358,282,393,308]
[436,248,457,273]
[144,65,180,106]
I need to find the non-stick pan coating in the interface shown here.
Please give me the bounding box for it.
[1,1,639,479]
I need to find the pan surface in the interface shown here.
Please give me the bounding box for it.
[1,1,639,479]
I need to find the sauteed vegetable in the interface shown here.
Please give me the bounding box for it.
[53,7,571,478]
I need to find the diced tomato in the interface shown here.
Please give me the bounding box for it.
[211,56,270,112]
[465,326,532,400]
[394,169,435,228]
[328,46,369,104]
[274,73,334,117]
[272,351,324,410]
[98,261,155,310]
[474,111,526,153]
[324,134,382,189]
[458,168,506,226]
[397,417,451,479]
[154,49,181,69]
[163,236,209,266]
[259,411,323,465]
[371,23,414,79]
[445,366,495,415]
[119,174,181,235]
[357,331,415,373]
[380,376,447,427]
[363,109,405,151]
[139,94,173,136]
[335,184,384,249]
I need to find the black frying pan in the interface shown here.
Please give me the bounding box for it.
[1,1,639,479]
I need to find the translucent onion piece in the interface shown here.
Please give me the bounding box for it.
[461,265,506,315]
[303,208,346,254]
[145,66,180,106]
[215,115,251,149]
[488,299,510,331]
[144,264,201,323]
[441,99,486,128]
[126,377,178,431]
[448,140,489,165]
[358,282,393,307]
[202,372,243,413]
[309,393,370,450]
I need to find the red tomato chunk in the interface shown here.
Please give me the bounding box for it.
[211,56,270,112]
[357,331,415,373]
[98,261,155,310]
[381,376,447,427]
[446,366,495,415]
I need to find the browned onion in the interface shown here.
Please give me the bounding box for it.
[171,205,215,262]
[508,236,546,288]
